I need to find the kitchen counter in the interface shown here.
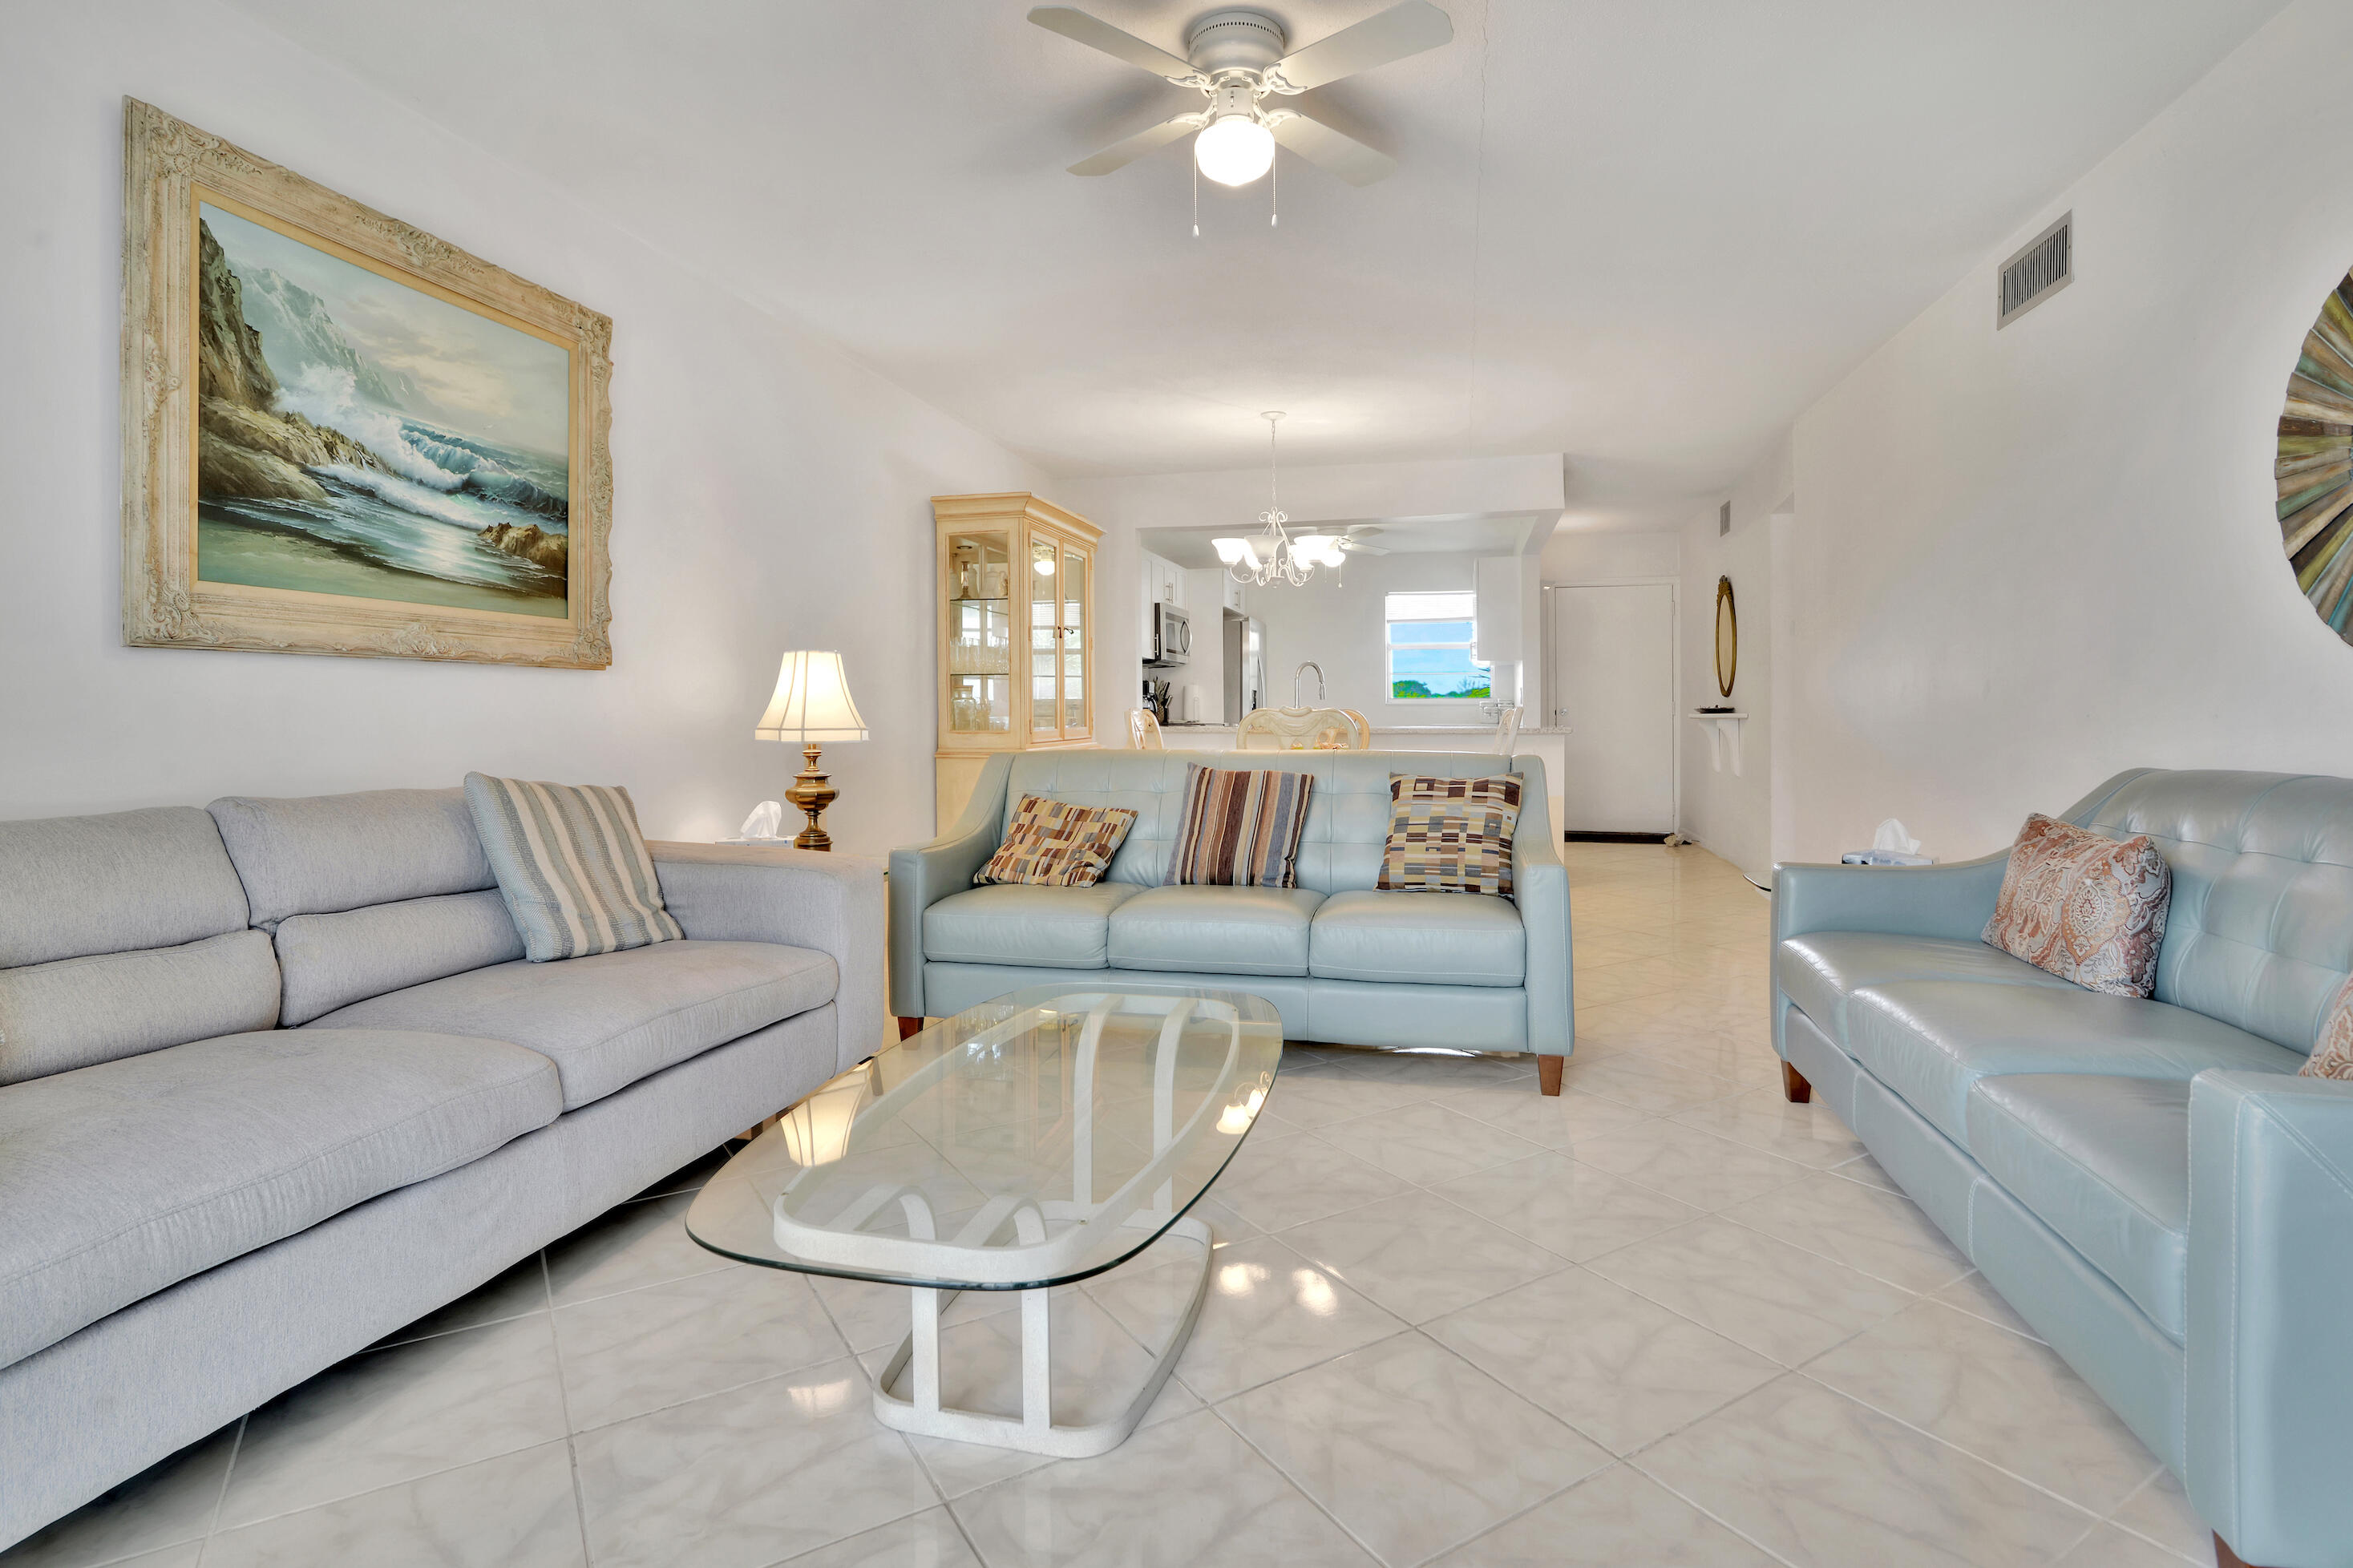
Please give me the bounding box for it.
[1145,724,1568,831]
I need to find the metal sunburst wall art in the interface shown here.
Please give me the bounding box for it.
[2279,265,2353,639]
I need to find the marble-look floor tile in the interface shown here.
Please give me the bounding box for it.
[2107,1469,2218,1564]
[806,1271,1022,1356]
[371,1257,551,1350]
[1261,1072,1433,1129]
[1561,1059,1747,1115]
[1433,1084,1656,1149]
[1720,1169,1971,1294]
[555,1263,847,1431]
[1091,1234,1407,1404]
[1586,1215,1914,1366]
[1430,1149,1703,1263]
[780,1508,980,1567]
[1199,1129,1414,1233]
[1331,1049,1536,1088]
[1282,1190,1571,1323]
[544,1192,733,1306]
[1806,1302,2160,1514]
[1567,1121,1813,1212]
[1639,1375,2097,1568]
[1930,1270,2044,1342]
[2053,1523,2202,1566]
[1308,1101,1547,1186]
[202,1441,583,1568]
[633,1145,730,1201]
[1433,1463,1781,1567]
[1670,1087,1870,1168]
[1829,1152,1902,1193]
[220,1313,568,1528]
[0,1424,238,1568]
[572,1358,932,1568]
[1223,1332,1610,1567]
[950,1408,1377,1567]
[1425,1268,1780,1456]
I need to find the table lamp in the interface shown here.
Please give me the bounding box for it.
[754,651,867,850]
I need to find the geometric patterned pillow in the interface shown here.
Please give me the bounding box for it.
[2303,972,2353,1079]
[1377,774,1522,897]
[1982,813,2172,998]
[974,794,1138,887]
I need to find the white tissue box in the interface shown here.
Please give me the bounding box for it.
[1841,851,1936,867]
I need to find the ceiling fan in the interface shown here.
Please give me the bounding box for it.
[1337,524,1391,555]
[1029,2,1453,188]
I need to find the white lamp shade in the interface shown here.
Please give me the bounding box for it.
[1211,537,1247,564]
[754,650,869,743]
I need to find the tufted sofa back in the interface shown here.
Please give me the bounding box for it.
[1000,749,1550,897]
[2064,769,2353,1055]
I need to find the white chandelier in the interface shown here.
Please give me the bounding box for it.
[1213,412,1343,588]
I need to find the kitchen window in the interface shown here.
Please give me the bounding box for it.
[1385,591,1490,701]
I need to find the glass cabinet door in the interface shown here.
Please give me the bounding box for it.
[1029,537,1060,737]
[944,529,1012,739]
[1060,544,1090,738]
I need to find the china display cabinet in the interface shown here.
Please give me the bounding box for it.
[932,493,1102,828]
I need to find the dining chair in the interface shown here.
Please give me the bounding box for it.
[1236,707,1370,750]
[1127,709,1165,750]
[1490,704,1524,754]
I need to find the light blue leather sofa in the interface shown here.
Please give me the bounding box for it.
[890,750,1574,1090]
[1773,770,2353,1568]
[0,786,881,1550]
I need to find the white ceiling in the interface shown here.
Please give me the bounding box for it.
[222,0,2286,528]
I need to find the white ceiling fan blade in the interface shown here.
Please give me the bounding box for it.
[1267,0,1453,91]
[1068,113,1205,176]
[1269,111,1397,186]
[1343,540,1392,555]
[1028,7,1200,82]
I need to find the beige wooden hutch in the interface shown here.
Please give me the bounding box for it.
[932,493,1102,828]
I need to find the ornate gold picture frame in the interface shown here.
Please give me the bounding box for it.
[120,99,613,666]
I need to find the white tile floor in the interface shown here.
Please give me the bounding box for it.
[5,844,2221,1568]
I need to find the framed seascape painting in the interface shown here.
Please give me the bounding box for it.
[120,99,613,666]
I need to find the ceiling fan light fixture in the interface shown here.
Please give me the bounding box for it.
[1211,536,1251,565]
[1194,112,1275,187]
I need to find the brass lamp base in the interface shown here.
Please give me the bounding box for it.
[784,742,838,851]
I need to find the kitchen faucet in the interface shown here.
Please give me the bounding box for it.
[1292,661,1325,708]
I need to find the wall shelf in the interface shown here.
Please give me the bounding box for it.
[1689,711,1749,775]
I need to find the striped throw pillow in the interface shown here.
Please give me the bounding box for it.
[975,794,1138,887]
[463,774,684,962]
[1378,774,1522,897]
[1163,765,1314,888]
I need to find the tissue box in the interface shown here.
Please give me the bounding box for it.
[1841,851,1936,867]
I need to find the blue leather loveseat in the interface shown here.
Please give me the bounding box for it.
[889,750,1574,1090]
[1773,769,2353,1568]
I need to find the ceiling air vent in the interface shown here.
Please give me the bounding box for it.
[1999,212,2072,328]
[1719,502,1731,536]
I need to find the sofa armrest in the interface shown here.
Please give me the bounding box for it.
[2185,1069,2353,1566]
[1770,851,2011,945]
[648,843,884,1075]
[1510,755,1572,1057]
[884,754,1014,1020]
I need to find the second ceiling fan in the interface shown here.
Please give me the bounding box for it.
[1030,2,1453,188]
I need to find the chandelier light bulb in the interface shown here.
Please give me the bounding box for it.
[1194,113,1275,188]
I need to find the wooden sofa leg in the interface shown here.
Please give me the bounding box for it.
[896,1016,924,1040]
[1781,1061,1813,1104]
[2214,1533,2279,1568]
[1538,1055,1563,1096]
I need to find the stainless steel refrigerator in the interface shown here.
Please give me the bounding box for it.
[1222,609,1264,722]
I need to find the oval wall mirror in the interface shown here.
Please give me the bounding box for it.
[1714,576,1737,699]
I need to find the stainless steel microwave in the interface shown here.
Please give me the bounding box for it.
[1145,602,1191,667]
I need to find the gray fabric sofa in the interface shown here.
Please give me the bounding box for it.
[889,750,1573,1089]
[0,786,881,1549]
[1773,769,2353,1568]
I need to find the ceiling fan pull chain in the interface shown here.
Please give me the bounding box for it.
[1270,146,1278,227]
[1192,157,1200,238]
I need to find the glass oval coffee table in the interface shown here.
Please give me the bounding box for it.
[685,984,1281,1457]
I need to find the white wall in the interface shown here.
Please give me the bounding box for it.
[1542,530,1680,584]
[0,1,1045,852]
[1777,0,2353,866]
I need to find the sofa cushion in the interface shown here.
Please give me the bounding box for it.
[207,788,493,927]
[1775,932,2072,1046]
[310,940,834,1109]
[1966,1074,2194,1342]
[1377,774,1522,898]
[463,774,684,962]
[975,794,1138,887]
[1109,886,1324,976]
[924,883,1142,970]
[0,1027,560,1370]
[0,806,250,970]
[1310,889,1524,987]
[1982,814,2172,998]
[1845,979,2302,1148]
[0,930,280,1085]
[273,891,526,1026]
[1164,765,1315,889]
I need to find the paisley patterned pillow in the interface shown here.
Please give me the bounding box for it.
[2303,973,2353,1079]
[1982,814,2172,997]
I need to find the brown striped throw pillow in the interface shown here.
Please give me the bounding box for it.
[463,773,684,962]
[1379,774,1522,897]
[975,794,1138,887]
[1163,765,1315,888]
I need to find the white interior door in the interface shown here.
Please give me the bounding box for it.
[1550,584,1676,835]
